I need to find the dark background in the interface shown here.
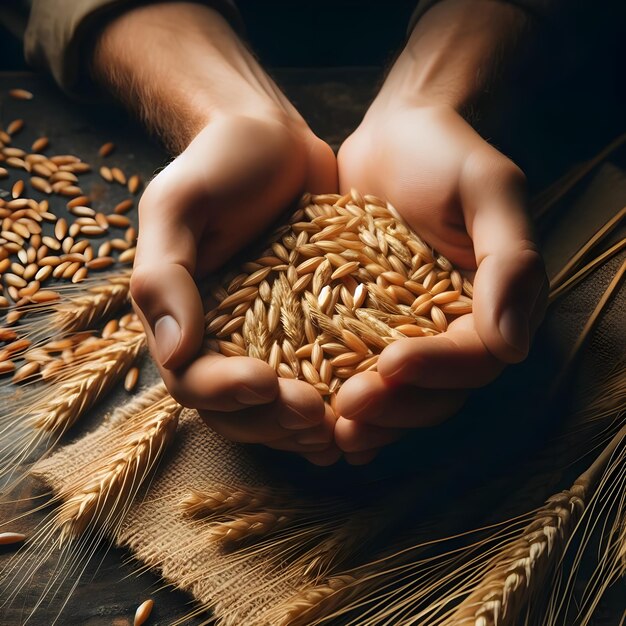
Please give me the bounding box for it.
[2,1,626,191]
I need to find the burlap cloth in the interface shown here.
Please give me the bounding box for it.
[31,161,626,625]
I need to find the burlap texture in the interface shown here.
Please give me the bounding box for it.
[31,161,626,625]
[33,406,301,625]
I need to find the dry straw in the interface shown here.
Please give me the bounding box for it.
[51,272,131,332]
[205,190,472,397]
[27,328,145,437]
[55,392,181,543]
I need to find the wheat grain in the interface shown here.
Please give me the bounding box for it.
[0,532,26,545]
[31,137,49,153]
[9,89,34,100]
[134,599,154,626]
[98,141,115,157]
[124,366,139,392]
[6,119,24,135]
[128,175,142,195]
[205,191,472,398]
[114,199,134,214]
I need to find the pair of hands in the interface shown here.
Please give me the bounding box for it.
[131,99,547,466]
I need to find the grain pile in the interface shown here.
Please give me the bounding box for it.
[0,87,141,388]
[0,88,139,312]
[205,190,473,397]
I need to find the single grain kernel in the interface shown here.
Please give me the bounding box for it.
[9,88,33,100]
[134,599,154,626]
[98,141,115,157]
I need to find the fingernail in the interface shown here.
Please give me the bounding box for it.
[154,315,181,366]
[279,404,318,430]
[235,387,274,406]
[499,307,529,355]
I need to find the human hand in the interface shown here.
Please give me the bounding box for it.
[334,99,547,462]
[133,115,340,464]
[93,3,341,463]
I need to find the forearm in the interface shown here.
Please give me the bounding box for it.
[375,0,530,114]
[91,2,291,153]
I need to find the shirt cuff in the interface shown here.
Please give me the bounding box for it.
[24,0,242,97]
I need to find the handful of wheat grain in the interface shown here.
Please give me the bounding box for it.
[205,190,472,397]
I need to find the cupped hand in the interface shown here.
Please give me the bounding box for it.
[335,103,548,460]
[132,111,341,464]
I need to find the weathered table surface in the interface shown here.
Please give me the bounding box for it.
[0,68,624,625]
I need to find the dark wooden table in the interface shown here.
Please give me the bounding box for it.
[0,67,624,625]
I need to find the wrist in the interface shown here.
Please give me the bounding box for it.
[92,3,298,151]
[372,0,528,115]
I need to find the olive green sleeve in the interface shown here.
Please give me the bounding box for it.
[23,0,243,95]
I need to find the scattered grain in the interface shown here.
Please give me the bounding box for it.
[6,119,24,135]
[124,366,139,392]
[128,174,142,194]
[31,137,49,152]
[98,141,115,157]
[114,199,133,214]
[0,532,26,544]
[134,599,154,626]
[9,89,33,100]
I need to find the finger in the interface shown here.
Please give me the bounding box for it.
[160,353,279,412]
[198,378,325,444]
[344,449,379,466]
[461,156,548,363]
[377,314,503,388]
[132,178,205,370]
[335,416,404,453]
[336,371,467,428]
[304,136,338,193]
[267,401,337,451]
[265,438,331,453]
[301,445,343,466]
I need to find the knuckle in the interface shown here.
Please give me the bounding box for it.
[129,266,156,308]
[161,375,194,409]
[463,150,527,198]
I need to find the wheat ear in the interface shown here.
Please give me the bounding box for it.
[28,328,145,436]
[55,393,181,543]
[52,272,131,332]
[181,486,274,518]
[263,574,359,626]
[445,423,626,626]
[206,510,292,543]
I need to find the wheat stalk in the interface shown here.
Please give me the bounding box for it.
[444,423,626,626]
[52,272,131,332]
[27,328,145,436]
[55,393,181,543]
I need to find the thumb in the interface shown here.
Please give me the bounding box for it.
[131,201,205,370]
[463,160,548,363]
